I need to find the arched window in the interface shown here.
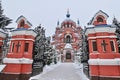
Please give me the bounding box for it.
[20,20,25,27]
[97,17,103,23]
[67,23,69,28]
[65,35,71,43]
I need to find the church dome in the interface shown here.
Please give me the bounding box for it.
[61,10,76,28]
[64,43,73,49]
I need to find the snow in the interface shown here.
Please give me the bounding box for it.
[64,43,72,49]
[89,58,120,65]
[0,65,6,72]
[29,62,61,80]
[3,58,33,64]
[58,33,62,37]
[29,62,89,80]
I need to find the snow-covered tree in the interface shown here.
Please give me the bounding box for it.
[113,17,120,53]
[0,1,12,29]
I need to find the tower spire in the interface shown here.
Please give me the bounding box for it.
[77,19,80,26]
[66,9,70,18]
[57,20,59,26]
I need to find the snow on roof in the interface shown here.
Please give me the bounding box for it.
[16,15,32,27]
[88,10,109,25]
[64,43,72,49]
[74,33,79,37]
[0,65,6,72]
[58,33,62,37]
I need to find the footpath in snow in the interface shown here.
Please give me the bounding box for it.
[30,62,89,80]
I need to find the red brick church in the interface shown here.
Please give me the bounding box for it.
[52,11,83,62]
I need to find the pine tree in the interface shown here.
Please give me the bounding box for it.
[0,1,12,29]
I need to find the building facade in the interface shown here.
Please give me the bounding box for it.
[85,10,120,80]
[2,16,37,80]
[52,11,83,62]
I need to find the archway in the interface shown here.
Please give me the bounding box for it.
[66,51,71,59]
[65,35,71,43]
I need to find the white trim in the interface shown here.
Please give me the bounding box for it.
[100,75,120,78]
[91,75,120,78]
[88,36,117,40]
[11,30,37,37]
[89,58,120,65]
[11,38,35,42]
[3,58,33,64]
[85,27,116,36]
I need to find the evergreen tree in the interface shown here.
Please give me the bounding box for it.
[113,17,120,53]
[0,1,12,29]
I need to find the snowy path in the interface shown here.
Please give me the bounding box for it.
[30,63,89,80]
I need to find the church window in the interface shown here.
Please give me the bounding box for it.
[65,35,71,43]
[20,20,25,27]
[11,42,15,52]
[69,24,71,28]
[24,43,29,52]
[97,17,103,23]
[101,40,108,52]
[92,41,97,51]
[16,42,21,53]
[65,24,67,28]
[110,41,115,52]
[0,46,2,53]
[67,23,69,28]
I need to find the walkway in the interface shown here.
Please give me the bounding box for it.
[30,63,89,80]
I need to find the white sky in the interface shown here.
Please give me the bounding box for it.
[2,0,120,36]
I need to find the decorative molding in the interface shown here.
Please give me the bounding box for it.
[3,58,33,64]
[89,58,120,65]
[88,36,117,40]
[11,38,35,41]
[11,30,37,37]
[85,27,116,35]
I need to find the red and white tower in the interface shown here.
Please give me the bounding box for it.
[2,16,37,80]
[85,10,120,80]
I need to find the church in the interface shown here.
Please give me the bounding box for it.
[52,11,83,62]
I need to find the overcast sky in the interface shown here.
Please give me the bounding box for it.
[2,0,120,36]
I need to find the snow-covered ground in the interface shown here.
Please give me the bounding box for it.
[29,62,89,80]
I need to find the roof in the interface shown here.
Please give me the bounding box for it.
[62,18,76,23]
[16,15,32,26]
[85,24,112,30]
[88,10,109,25]
[64,43,73,49]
